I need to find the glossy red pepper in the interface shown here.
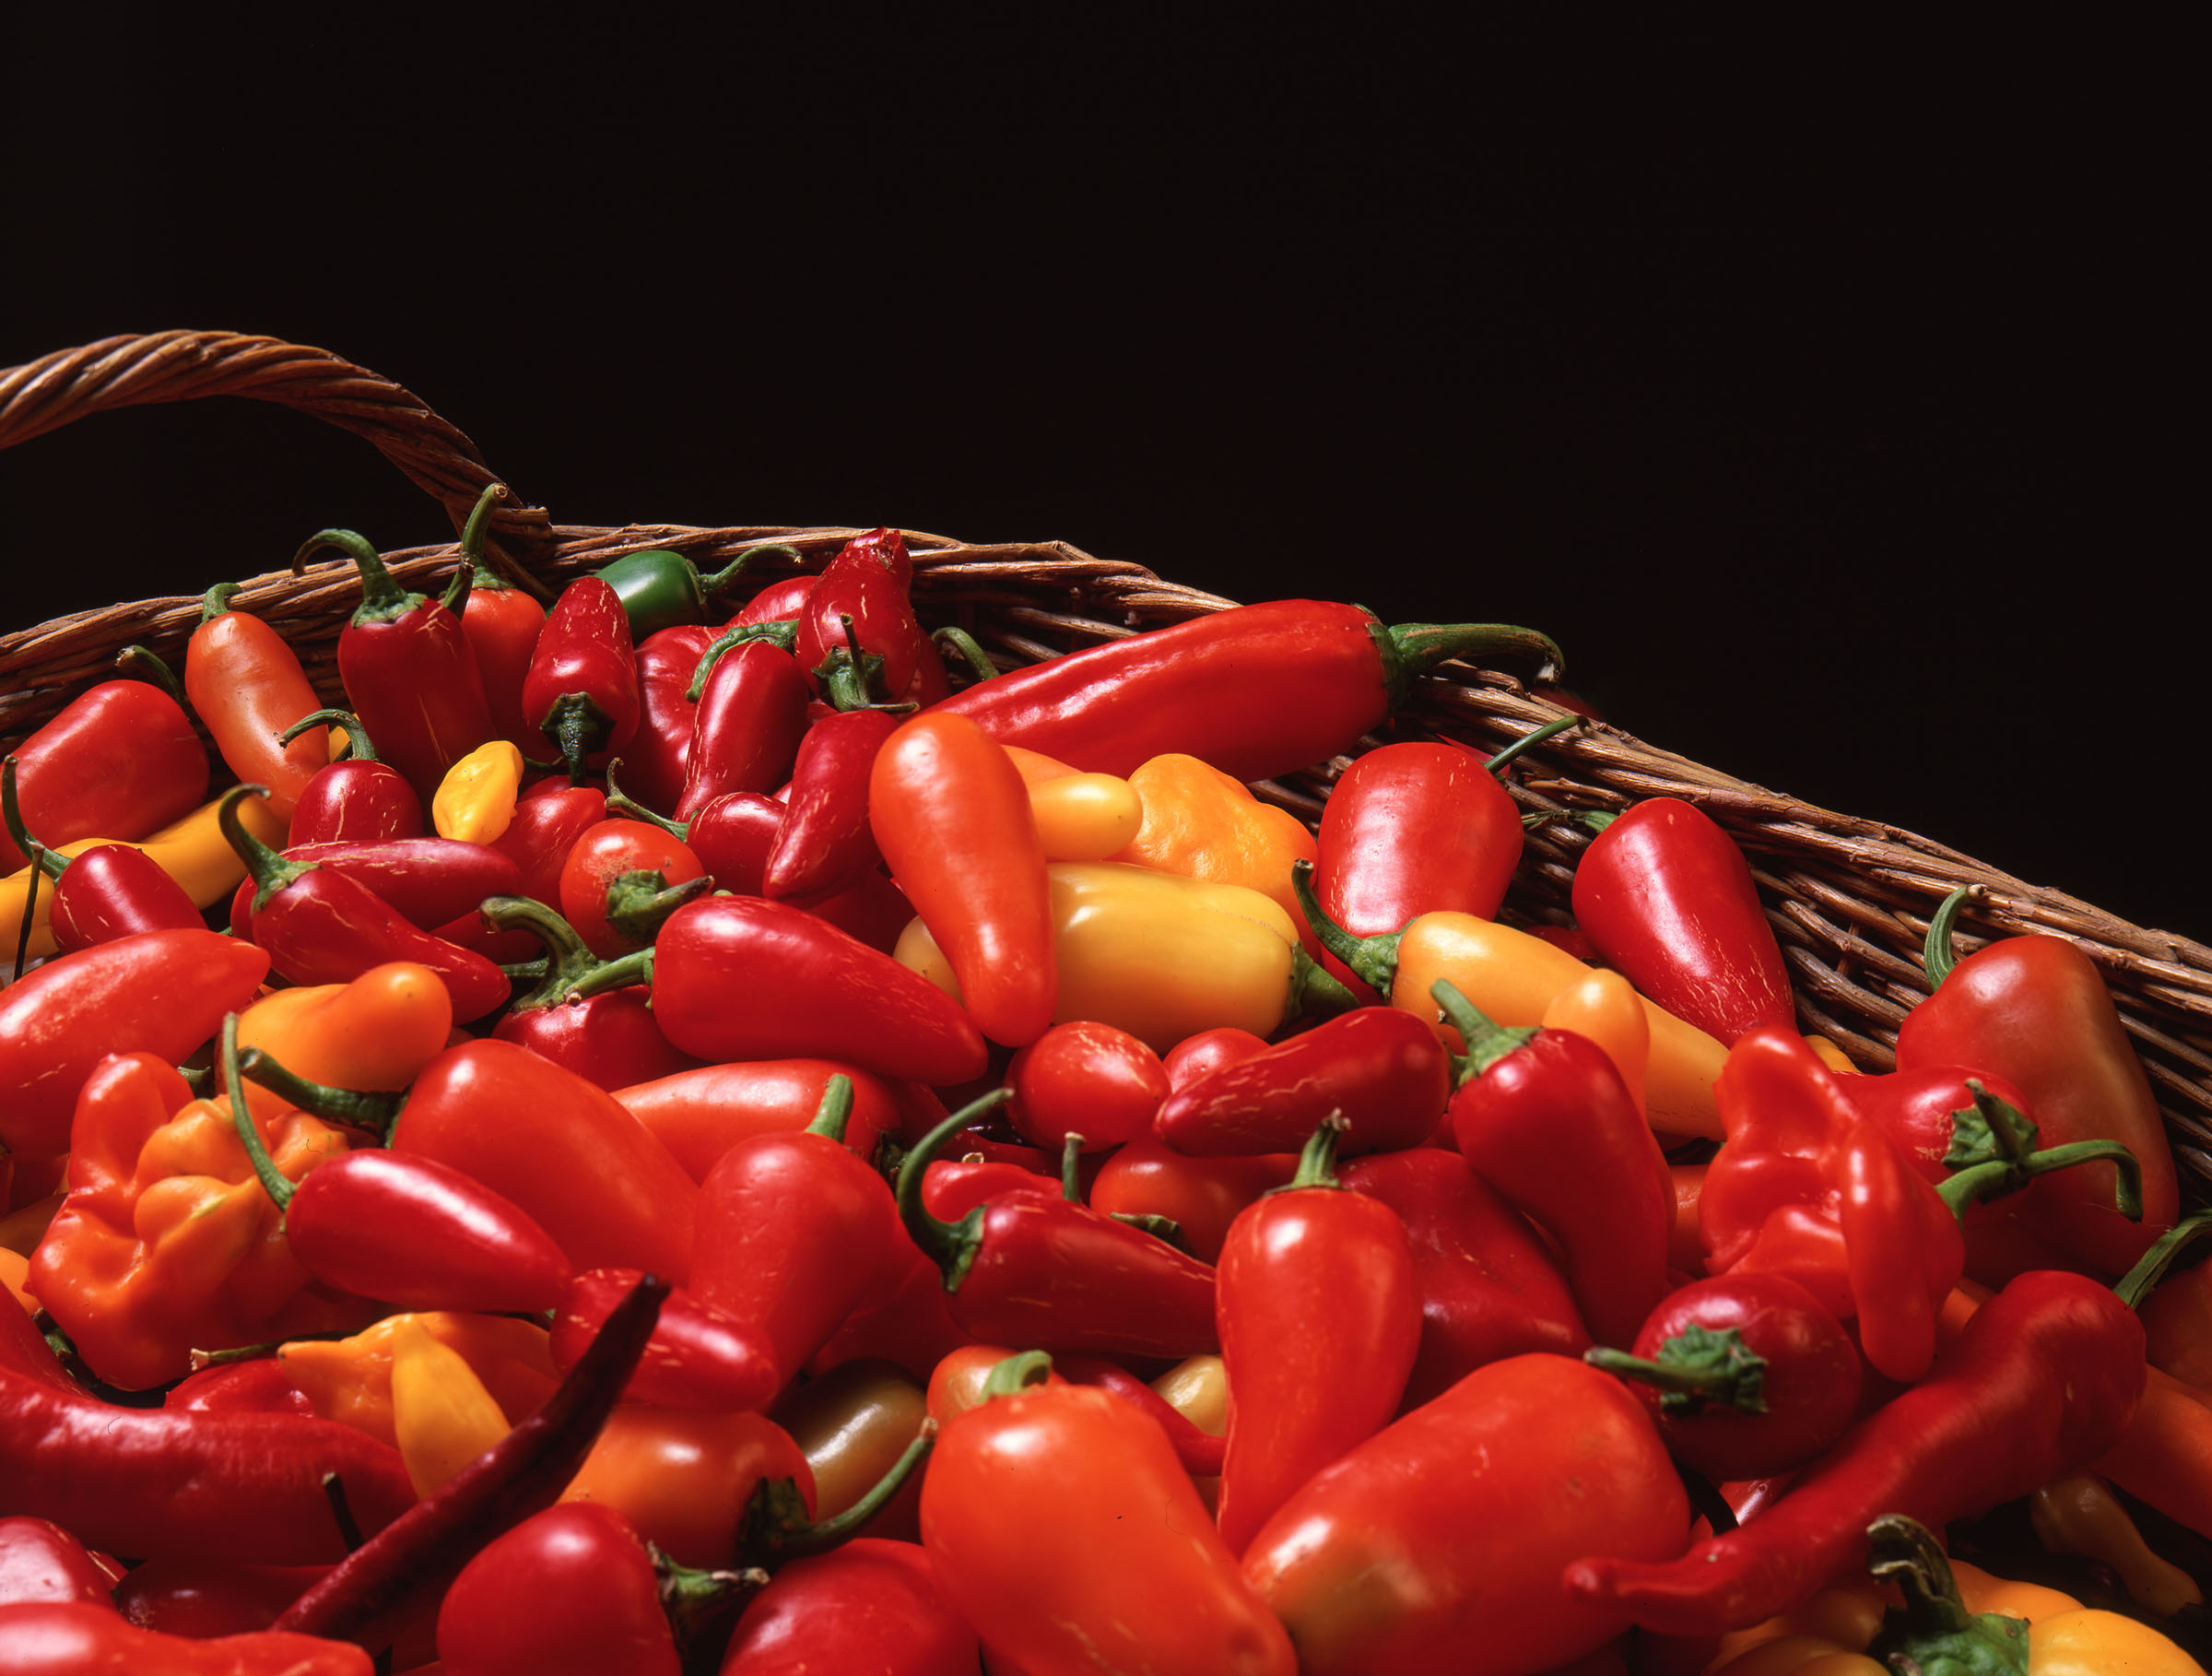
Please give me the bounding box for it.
[0,678,206,872]
[4,758,201,950]
[1895,891,2179,1277]
[922,1352,1295,1675]
[279,709,427,845]
[1440,982,1675,1350]
[232,835,525,937]
[184,581,332,820]
[792,527,941,707]
[1215,1118,1421,1555]
[676,638,811,820]
[898,1098,1222,1358]
[462,580,553,766]
[550,1266,778,1412]
[1155,1004,1452,1156]
[433,777,609,964]
[871,711,1057,1047]
[0,1603,374,1675]
[763,705,898,903]
[1570,797,1797,1045]
[1584,1271,1864,1481]
[390,1040,699,1284]
[570,894,988,1086]
[0,926,270,1158]
[1003,1019,1170,1152]
[221,786,512,1022]
[1566,1269,2147,1636]
[611,1058,902,1183]
[720,1536,980,1675]
[299,527,496,804]
[0,1517,112,1607]
[165,1357,314,1418]
[691,1077,903,1390]
[1163,1024,1272,1089]
[522,574,641,783]
[930,599,1560,782]
[485,895,701,1090]
[1338,1148,1593,1409]
[556,816,708,959]
[622,623,717,814]
[112,1552,329,1640]
[1088,1138,1298,1265]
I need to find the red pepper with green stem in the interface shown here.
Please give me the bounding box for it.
[453,484,551,760]
[794,529,944,707]
[1565,1268,2147,1636]
[1438,978,1676,1350]
[1336,1147,1593,1410]
[296,525,496,804]
[186,581,332,821]
[278,710,426,845]
[3,755,202,950]
[522,574,641,784]
[1088,1139,1297,1265]
[0,679,206,874]
[930,598,1562,783]
[229,835,525,938]
[897,1094,1223,1359]
[1895,884,2178,1276]
[1570,797,1797,1046]
[1214,1115,1421,1555]
[611,1058,904,1184]
[676,637,812,820]
[763,705,899,904]
[220,785,512,1022]
[485,894,701,1089]
[556,815,708,960]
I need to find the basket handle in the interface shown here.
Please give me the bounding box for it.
[0,329,554,573]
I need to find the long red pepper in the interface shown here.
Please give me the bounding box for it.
[764,705,898,903]
[453,486,552,760]
[186,581,333,820]
[550,1266,779,1412]
[3,756,202,950]
[1564,1268,2147,1636]
[622,623,716,813]
[522,574,641,783]
[0,926,270,1157]
[718,1537,980,1675]
[270,1273,668,1652]
[298,526,496,803]
[231,836,525,938]
[929,599,1561,782]
[0,679,206,872]
[675,638,811,820]
[1215,1117,1421,1555]
[1570,797,1797,1046]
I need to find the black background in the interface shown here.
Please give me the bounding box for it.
[4,16,2198,937]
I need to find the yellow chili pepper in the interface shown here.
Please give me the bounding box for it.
[897,862,1341,1052]
[771,1357,929,1530]
[391,1313,512,1497]
[1152,1353,1230,1513]
[431,739,525,844]
[277,1311,558,1448]
[1106,753,1318,940]
[236,962,456,1092]
[1030,773,1146,861]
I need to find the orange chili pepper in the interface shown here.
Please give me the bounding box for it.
[236,962,456,1092]
[1107,752,1318,945]
[185,583,333,821]
[276,1312,558,1449]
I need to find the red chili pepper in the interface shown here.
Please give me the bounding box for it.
[1004,1019,1171,1152]
[390,1040,699,1284]
[298,527,496,805]
[568,895,989,1086]
[793,528,940,707]
[521,575,641,784]
[691,1076,904,1390]
[1565,1269,2147,1636]
[555,816,708,960]
[453,490,553,761]
[922,1351,1294,1675]
[484,895,700,1091]
[675,638,811,820]
[735,573,821,626]
[550,1266,779,1412]
[3,758,202,950]
[1570,797,1797,1046]
[1337,1148,1593,1410]
[921,1154,1057,1222]
[1895,888,2179,1277]
[0,1603,374,1675]
[0,1298,80,1398]
[805,1233,979,1387]
[930,599,1560,782]
[220,786,512,1022]
[271,1273,667,1654]
[1163,1025,1273,1089]
[621,624,716,814]
[720,1536,980,1675]
[112,1552,330,1641]
[0,926,270,1158]
[1214,1118,1421,1555]
[164,1357,313,1418]
[185,582,333,821]
[0,1517,112,1607]
[763,705,899,904]
[1584,1271,1864,1481]
[896,1097,1221,1358]
[610,1058,902,1183]
[1438,980,1676,1350]
[1242,1352,1688,1676]
[278,710,427,846]
[1154,1004,1452,1157]
[232,836,525,938]
[870,711,1056,1047]
[1087,1138,1297,1265]
[0,678,206,873]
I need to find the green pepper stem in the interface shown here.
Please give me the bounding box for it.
[220,1014,298,1212]
[481,895,603,1009]
[1273,1114,1348,1193]
[1431,978,1540,1084]
[605,869,711,947]
[696,542,802,599]
[444,482,507,612]
[279,707,379,761]
[1483,713,1582,776]
[932,626,1002,686]
[892,1088,1018,1292]
[1584,1322,1769,1415]
[1922,883,1977,989]
[543,692,611,786]
[1380,619,1566,702]
[1865,1513,2032,1673]
[560,946,656,1003]
[600,760,688,835]
[806,1075,855,1144]
[686,620,801,702]
[1288,858,1402,997]
[1059,1133,1085,1202]
[296,528,425,625]
[2113,1210,2212,1312]
[2,757,66,882]
[741,1419,936,1565]
[1935,1080,2143,1224]
[218,785,316,911]
[1286,945,1362,1024]
[237,1045,407,1141]
[653,1547,766,1648]
[114,643,187,706]
[201,582,242,624]
[1579,809,1618,833]
[982,1350,1055,1399]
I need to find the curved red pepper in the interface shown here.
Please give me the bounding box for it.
[929,599,1560,782]
[1153,1004,1451,1156]
[486,895,700,1091]
[764,705,898,904]
[0,926,271,1158]
[233,836,525,937]
[675,638,811,820]
[186,584,331,821]
[0,1517,112,1607]
[301,527,496,804]
[1215,1118,1421,1555]
[0,679,206,872]
[1566,1269,2147,1636]
[721,1536,979,1675]
[1570,797,1796,1046]
[551,1267,779,1412]
[4,759,201,950]
[522,575,641,783]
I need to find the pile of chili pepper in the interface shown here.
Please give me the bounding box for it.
[2,502,2207,1676]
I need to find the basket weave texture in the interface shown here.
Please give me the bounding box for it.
[7,330,2212,1203]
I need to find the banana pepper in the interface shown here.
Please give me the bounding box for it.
[25,1054,371,1389]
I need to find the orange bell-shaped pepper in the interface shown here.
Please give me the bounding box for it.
[1106,753,1318,947]
[276,1311,559,1449]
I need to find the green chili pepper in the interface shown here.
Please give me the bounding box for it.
[596,543,804,638]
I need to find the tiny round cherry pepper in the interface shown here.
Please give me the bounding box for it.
[279,710,426,846]
[1006,1019,1171,1152]
[556,816,709,960]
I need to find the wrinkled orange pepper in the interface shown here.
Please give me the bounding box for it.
[390,1314,512,1496]
[276,1311,558,1448]
[1107,753,1318,946]
[432,739,525,844]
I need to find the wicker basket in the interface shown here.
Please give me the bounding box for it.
[6,329,2212,1207]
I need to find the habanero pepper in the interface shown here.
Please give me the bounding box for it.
[1104,751,1321,950]
[929,598,1561,783]
[871,711,1057,1047]
[432,739,527,844]
[297,525,496,804]
[278,709,426,845]
[0,676,206,873]
[522,574,641,783]
[276,1312,558,1451]
[1565,1269,2147,1638]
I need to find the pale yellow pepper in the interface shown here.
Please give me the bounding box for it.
[391,1314,512,1497]
[432,740,525,844]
